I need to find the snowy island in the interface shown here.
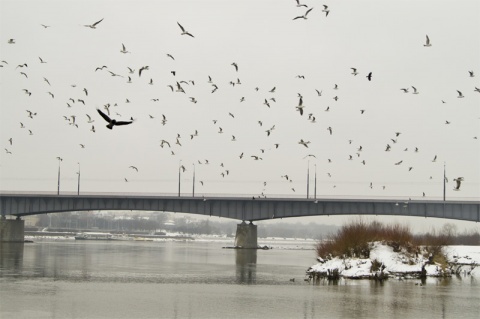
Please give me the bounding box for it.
[307,242,480,280]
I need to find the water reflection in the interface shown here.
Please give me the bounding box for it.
[235,249,256,284]
[0,243,24,276]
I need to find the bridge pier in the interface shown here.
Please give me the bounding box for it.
[0,217,25,243]
[234,221,258,249]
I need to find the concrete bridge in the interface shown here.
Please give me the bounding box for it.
[1,193,479,246]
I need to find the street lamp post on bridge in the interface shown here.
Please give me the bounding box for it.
[77,162,81,195]
[178,160,182,197]
[56,157,63,195]
[306,160,310,199]
[192,163,196,197]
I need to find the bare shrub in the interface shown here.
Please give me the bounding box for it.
[316,219,413,259]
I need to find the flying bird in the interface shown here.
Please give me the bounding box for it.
[97,109,133,129]
[177,22,194,37]
[298,139,310,147]
[293,7,313,20]
[424,35,431,47]
[366,72,372,81]
[129,166,138,172]
[84,18,104,29]
[139,66,149,77]
[453,177,464,191]
[120,43,129,54]
[457,90,464,98]
[295,0,308,8]
[295,97,305,115]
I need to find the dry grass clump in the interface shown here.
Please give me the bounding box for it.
[316,219,413,259]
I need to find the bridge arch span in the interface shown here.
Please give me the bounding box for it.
[1,194,479,223]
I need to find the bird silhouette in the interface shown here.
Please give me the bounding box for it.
[84,18,104,29]
[97,109,133,129]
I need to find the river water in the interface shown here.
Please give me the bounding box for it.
[0,238,479,319]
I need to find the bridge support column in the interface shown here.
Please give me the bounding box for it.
[234,221,258,249]
[0,218,25,243]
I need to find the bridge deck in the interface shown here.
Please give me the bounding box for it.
[1,194,479,222]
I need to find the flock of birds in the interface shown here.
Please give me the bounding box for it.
[1,2,478,198]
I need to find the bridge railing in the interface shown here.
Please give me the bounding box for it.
[1,190,479,202]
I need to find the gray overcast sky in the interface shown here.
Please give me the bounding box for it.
[1,1,479,232]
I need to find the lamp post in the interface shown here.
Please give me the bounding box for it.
[443,162,446,201]
[77,162,81,195]
[178,160,182,197]
[192,163,196,197]
[56,157,63,195]
[314,164,317,200]
[306,160,310,199]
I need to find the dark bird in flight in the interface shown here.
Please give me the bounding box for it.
[120,43,129,54]
[295,0,308,8]
[97,109,133,129]
[366,72,372,81]
[453,177,464,191]
[423,35,431,47]
[84,18,104,29]
[293,7,313,20]
[295,97,305,115]
[177,22,194,37]
[139,66,149,77]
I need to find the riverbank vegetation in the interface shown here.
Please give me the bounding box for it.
[316,219,479,266]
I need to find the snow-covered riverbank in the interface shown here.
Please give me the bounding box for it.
[307,242,480,279]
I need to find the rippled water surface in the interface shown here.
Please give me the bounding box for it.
[1,239,479,319]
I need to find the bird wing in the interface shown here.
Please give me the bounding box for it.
[97,109,111,123]
[93,18,104,27]
[115,120,133,126]
[177,22,185,32]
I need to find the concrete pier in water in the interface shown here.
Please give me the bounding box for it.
[234,221,258,249]
[0,218,25,243]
